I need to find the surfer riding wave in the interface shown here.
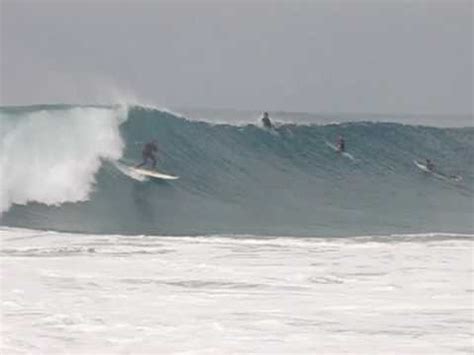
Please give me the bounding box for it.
[136,140,158,170]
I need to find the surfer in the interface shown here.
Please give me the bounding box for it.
[261,112,272,129]
[136,140,158,170]
[336,135,345,153]
[425,159,435,172]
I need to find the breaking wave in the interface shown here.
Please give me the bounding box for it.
[1,105,473,236]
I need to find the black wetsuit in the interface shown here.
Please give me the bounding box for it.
[137,142,158,169]
[262,117,272,129]
[337,139,345,152]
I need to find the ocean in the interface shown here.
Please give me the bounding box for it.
[1,104,473,354]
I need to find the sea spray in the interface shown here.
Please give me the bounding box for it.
[0,106,126,213]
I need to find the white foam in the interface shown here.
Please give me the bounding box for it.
[0,107,126,213]
[1,228,472,354]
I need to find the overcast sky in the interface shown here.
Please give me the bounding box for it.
[1,0,472,115]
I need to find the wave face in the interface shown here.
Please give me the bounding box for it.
[1,105,473,236]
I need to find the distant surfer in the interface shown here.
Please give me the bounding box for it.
[261,112,273,129]
[425,159,435,172]
[415,159,461,181]
[136,140,158,170]
[336,135,345,153]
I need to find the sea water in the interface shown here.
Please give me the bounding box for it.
[1,105,473,353]
[1,228,472,354]
[1,105,473,236]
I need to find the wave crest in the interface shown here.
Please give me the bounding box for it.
[0,106,125,213]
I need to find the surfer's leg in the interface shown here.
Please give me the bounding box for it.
[136,152,148,168]
[143,156,152,168]
[150,155,157,169]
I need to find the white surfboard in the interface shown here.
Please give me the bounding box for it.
[413,160,461,182]
[130,167,179,180]
[113,161,148,181]
[325,141,355,161]
[414,160,431,173]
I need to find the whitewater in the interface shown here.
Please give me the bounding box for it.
[1,104,473,354]
[1,228,473,354]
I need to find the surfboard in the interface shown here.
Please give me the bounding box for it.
[413,160,431,173]
[325,141,355,161]
[114,161,179,181]
[130,167,179,180]
[413,160,461,182]
[114,161,148,182]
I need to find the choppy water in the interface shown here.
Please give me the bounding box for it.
[1,227,472,354]
[1,105,473,353]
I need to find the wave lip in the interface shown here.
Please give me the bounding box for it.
[0,106,126,214]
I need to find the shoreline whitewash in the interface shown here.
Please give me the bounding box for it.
[1,228,472,354]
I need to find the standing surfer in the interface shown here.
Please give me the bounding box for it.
[136,140,158,170]
[336,135,345,153]
[261,112,273,129]
[425,159,435,172]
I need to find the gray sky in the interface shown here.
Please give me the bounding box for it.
[1,0,472,115]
